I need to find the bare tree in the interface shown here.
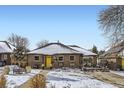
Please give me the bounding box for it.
[8,33,29,49]
[7,33,30,66]
[98,5,124,47]
[37,40,49,48]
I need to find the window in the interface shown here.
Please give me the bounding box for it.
[4,54,7,60]
[34,56,39,60]
[70,56,75,61]
[58,56,64,62]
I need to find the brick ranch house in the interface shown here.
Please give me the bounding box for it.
[0,41,15,65]
[28,43,97,69]
[0,41,97,69]
[98,41,124,70]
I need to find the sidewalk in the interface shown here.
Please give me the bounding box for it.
[19,70,49,88]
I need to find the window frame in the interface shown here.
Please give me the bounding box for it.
[34,55,40,61]
[69,55,75,61]
[3,54,7,60]
[58,55,64,62]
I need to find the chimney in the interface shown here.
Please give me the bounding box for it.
[57,40,60,43]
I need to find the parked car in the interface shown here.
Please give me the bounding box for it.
[0,61,6,67]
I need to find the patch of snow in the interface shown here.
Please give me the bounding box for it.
[110,71,124,77]
[5,75,31,88]
[69,46,97,56]
[46,69,116,88]
[31,69,41,74]
[8,42,15,50]
[28,43,81,55]
[0,67,4,75]
[0,41,13,53]
[0,67,4,70]
[4,66,42,88]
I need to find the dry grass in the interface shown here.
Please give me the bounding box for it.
[31,74,46,88]
[86,71,124,88]
[3,66,10,75]
[0,74,6,88]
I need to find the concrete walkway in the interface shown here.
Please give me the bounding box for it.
[19,70,49,88]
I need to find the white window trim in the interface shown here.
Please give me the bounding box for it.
[58,55,64,62]
[34,55,40,61]
[69,55,75,61]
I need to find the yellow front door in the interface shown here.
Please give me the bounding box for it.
[46,56,52,68]
[122,58,124,70]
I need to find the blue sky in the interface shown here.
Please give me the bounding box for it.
[0,5,108,50]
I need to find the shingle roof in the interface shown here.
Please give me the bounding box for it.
[28,43,82,55]
[0,41,15,53]
[68,45,97,56]
[99,41,124,58]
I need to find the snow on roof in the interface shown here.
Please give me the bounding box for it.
[100,43,124,58]
[28,43,81,55]
[0,41,15,53]
[68,45,97,56]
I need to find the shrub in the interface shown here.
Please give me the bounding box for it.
[25,66,31,73]
[3,66,10,75]
[0,74,6,88]
[31,74,46,88]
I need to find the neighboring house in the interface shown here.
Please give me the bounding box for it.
[99,41,124,70]
[0,41,15,65]
[68,45,97,67]
[28,43,97,69]
[11,54,28,68]
[28,43,83,69]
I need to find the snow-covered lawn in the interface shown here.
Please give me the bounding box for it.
[111,71,124,77]
[46,69,117,88]
[0,66,119,88]
[5,69,41,88]
[0,67,4,75]
[0,65,42,88]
